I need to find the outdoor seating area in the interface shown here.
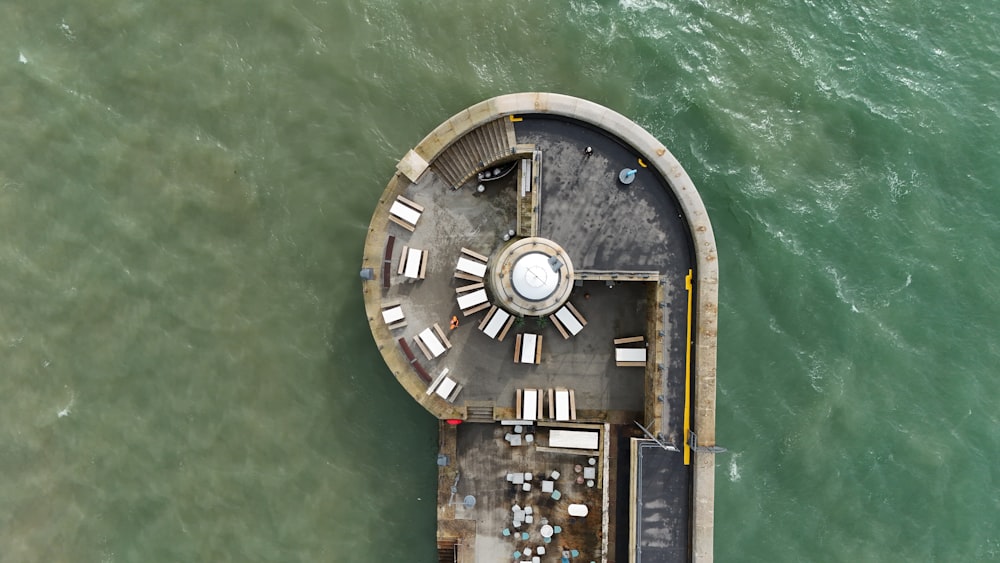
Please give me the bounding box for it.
[514,333,543,364]
[426,368,463,403]
[614,336,647,367]
[414,323,452,360]
[549,302,587,339]
[397,245,428,280]
[498,457,596,562]
[478,305,515,341]
[454,247,489,283]
[380,301,406,330]
[388,194,423,231]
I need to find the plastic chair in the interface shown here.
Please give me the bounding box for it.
[571,549,580,557]
[502,528,511,537]
[553,525,562,534]
[551,490,561,500]
[513,551,521,560]
[543,537,552,544]
[521,532,529,540]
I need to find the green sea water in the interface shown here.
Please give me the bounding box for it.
[1,0,998,561]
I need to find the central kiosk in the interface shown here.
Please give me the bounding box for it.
[488,236,575,317]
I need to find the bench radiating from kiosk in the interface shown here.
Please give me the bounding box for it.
[479,305,515,341]
[514,333,542,364]
[454,247,488,283]
[456,288,490,316]
[550,302,587,339]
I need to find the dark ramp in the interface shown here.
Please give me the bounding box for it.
[634,439,691,562]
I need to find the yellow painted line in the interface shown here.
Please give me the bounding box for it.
[509,115,523,122]
[683,269,693,465]
[637,158,647,168]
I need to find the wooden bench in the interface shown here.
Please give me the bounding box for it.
[454,271,484,283]
[460,247,489,262]
[455,282,484,294]
[413,361,431,383]
[398,337,416,362]
[382,235,396,289]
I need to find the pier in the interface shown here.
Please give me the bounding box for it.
[361,93,719,562]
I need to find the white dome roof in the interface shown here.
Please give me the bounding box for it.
[511,252,559,301]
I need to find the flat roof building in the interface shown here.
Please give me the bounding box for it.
[361,93,719,562]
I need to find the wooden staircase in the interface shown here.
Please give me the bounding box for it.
[465,403,495,423]
[516,150,541,237]
[432,118,518,189]
[437,539,458,563]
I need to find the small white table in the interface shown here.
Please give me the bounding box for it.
[540,524,554,538]
[555,390,570,421]
[456,288,488,310]
[521,333,538,363]
[616,347,647,363]
[482,308,511,338]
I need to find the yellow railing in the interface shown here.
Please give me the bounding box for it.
[683,269,693,465]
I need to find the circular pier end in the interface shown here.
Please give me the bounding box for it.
[489,237,574,317]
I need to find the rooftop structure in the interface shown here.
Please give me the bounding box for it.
[361,93,719,563]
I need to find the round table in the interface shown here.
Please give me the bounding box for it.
[540,524,554,538]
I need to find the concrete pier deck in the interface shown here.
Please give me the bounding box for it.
[360,93,718,562]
